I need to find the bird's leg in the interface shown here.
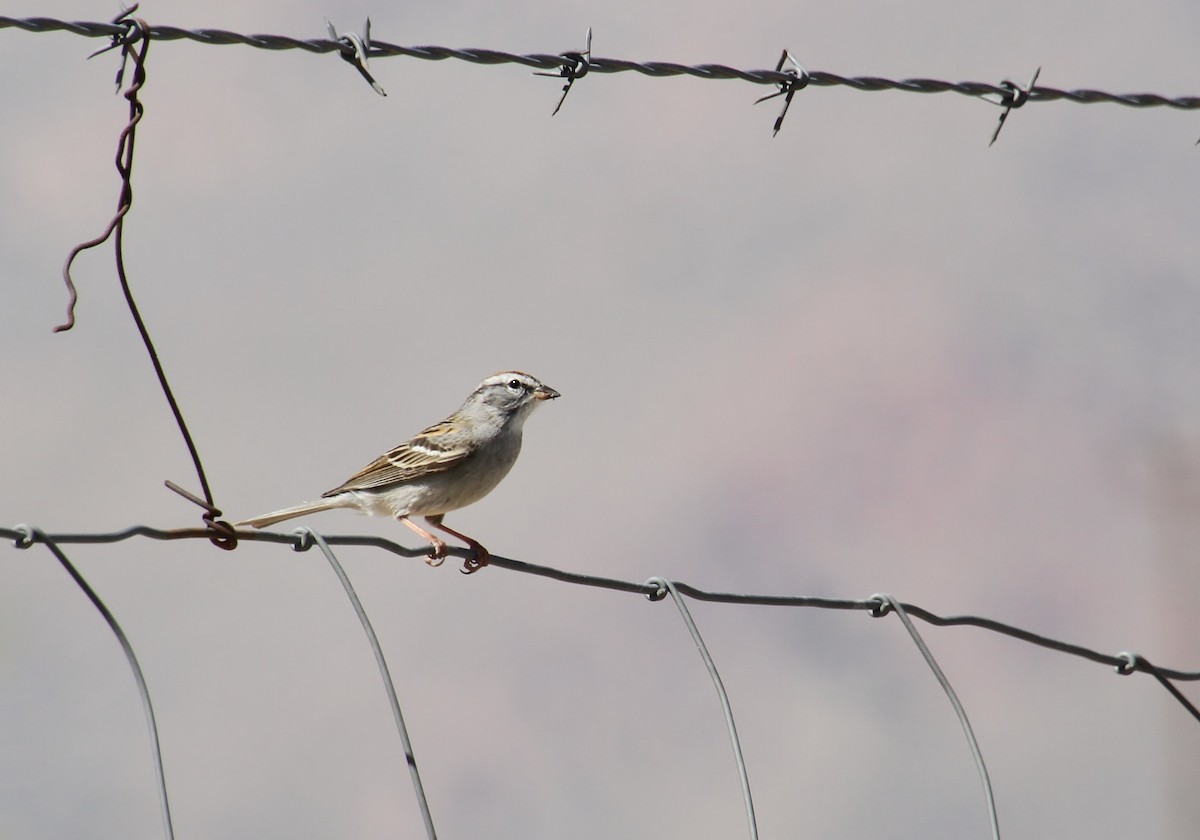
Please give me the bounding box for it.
[400,516,447,566]
[424,514,490,574]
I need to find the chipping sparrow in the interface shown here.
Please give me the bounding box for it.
[236,371,560,573]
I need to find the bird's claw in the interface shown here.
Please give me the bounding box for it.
[424,540,448,567]
[459,547,490,575]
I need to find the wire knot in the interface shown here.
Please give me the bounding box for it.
[87,6,148,94]
[643,576,670,602]
[535,27,592,115]
[325,17,386,96]
[165,480,238,551]
[868,592,895,617]
[1114,650,1141,675]
[11,524,38,549]
[987,66,1041,146]
[203,512,239,551]
[290,527,316,553]
[754,50,808,136]
[88,5,146,59]
[556,48,591,82]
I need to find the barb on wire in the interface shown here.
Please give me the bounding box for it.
[987,66,1041,146]
[325,17,386,96]
[295,528,438,840]
[646,577,758,840]
[534,26,591,115]
[12,526,175,840]
[85,3,139,88]
[53,18,235,550]
[871,594,1000,840]
[753,49,808,136]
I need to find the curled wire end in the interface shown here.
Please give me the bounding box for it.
[868,592,894,617]
[1115,651,1140,675]
[203,513,239,551]
[52,264,79,332]
[11,524,38,549]
[325,17,387,96]
[643,576,669,602]
[290,527,316,553]
[56,10,151,333]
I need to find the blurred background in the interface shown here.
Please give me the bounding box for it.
[2,1,1198,837]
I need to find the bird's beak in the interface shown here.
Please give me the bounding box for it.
[533,385,561,401]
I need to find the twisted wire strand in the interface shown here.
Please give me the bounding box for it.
[49,17,237,550]
[3,15,1200,110]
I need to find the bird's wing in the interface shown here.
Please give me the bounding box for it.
[322,418,474,496]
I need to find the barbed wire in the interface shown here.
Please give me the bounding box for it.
[11,6,1200,541]
[4,13,1200,126]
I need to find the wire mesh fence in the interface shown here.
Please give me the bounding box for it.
[4,523,1198,840]
[4,9,1199,840]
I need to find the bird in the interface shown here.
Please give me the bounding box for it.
[236,371,560,573]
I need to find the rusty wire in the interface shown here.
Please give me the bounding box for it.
[50,10,236,551]
[3,13,1200,113]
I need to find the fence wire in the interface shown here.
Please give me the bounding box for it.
[6,525,1199,686]
[9,7,1200,540]
[304,528,438,840]
[5,523,1199,840]
[5,13,1200,115]
[5,11,1200,840]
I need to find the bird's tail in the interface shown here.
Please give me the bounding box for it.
[234,496,354,529]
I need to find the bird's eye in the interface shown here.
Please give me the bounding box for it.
[508,379,523,391]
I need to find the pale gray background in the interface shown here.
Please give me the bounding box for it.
[2,1,1199,838]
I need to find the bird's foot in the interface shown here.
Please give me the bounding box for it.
[459,542,490,575]
[424,538,448,567]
